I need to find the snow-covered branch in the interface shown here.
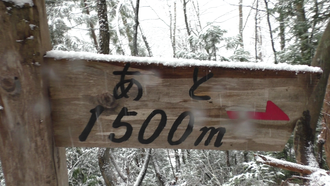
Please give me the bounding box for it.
[254,154,329,175]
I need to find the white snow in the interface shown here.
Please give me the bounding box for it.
[3,0,33,7]
[45,50,323,73]
[309,170,330,186]
[29,24,36,30]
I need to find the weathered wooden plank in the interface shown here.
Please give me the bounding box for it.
[0,1,68,186]
[45,58,320,151]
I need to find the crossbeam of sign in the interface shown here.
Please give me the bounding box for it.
[46,57,320,151]
[78,64,288,148]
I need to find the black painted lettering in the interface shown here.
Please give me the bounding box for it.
[109,107,137,143]
[79,105,104,141]
[113,63,143,101]
[168,111,194,145]
[138,110,167,144]
[189,67,213,100]
[194,127,226,147]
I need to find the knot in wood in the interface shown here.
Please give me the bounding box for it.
[96,92,117,109]
[1,77,16,92]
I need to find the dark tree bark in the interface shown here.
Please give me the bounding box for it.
[97,0,110,54]
[293,111,315,168]
[226,151,231,167]
[132,0,140,56]
[308,20,330,136]
[98,148,115,186]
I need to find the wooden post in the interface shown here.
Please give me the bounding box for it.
[0,1,68,185]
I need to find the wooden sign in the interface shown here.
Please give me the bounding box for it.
[45,52,321,151]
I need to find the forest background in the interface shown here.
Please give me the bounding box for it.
[1,0,330,185]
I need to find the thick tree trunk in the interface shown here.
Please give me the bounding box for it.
[0,1,68,185]
[98,148,114,186]
[309,21,330,136]
[97,0,110,54]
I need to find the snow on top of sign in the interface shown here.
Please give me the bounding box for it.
[3,0,33,6]
[45,50,322,73]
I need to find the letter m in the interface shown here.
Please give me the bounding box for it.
[194,127,226,147]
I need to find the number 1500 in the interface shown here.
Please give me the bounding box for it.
[79,106,226,148]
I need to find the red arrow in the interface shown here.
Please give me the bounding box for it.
[226,101,289,121]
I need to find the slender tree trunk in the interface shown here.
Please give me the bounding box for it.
[239,0,244,48]
[278,0,285,50]
[183,0,193,52]
[139,25,153,57]
[152,156,166,186]
[167,150,177,183]
[173,1,177,57]
[83,0,98,51]
[109,149,127,182]
[243,151,248,162]
[226,151,231,167]
[133,148,151,186]
[264,0,277,63]
[174,149,181,172]
[133,0,140,56]
[254,0,259,61]
[97,0,110,54]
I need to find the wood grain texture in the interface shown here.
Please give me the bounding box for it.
[0,1,68,186]
[45,58,321,151]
